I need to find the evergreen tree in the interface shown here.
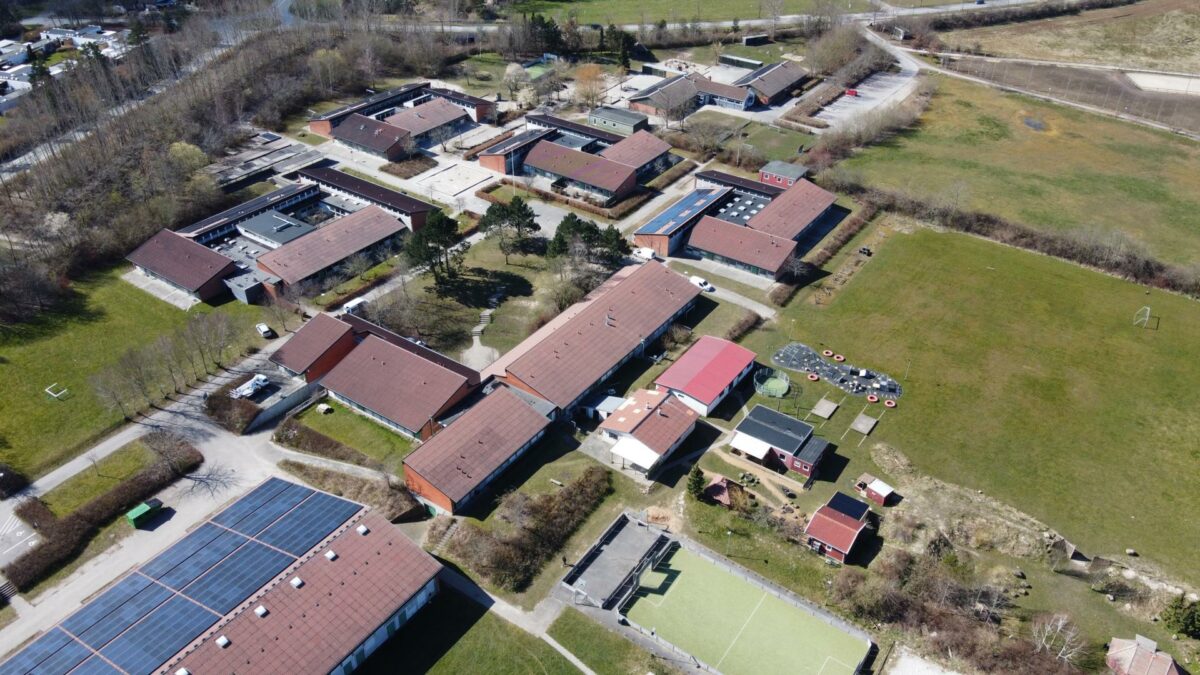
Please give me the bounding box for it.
[1163,595,1200,638]
[405,211,466,278]
[687,465,706,500]
[128,19,149,47]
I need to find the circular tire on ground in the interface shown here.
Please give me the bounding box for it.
[834,354,846,362]
[807,373,819,382]
[867,394,879,403]
[884,399,897,408]
[822,349,834,357]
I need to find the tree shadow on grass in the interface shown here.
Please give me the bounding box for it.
[0,277,105,346]
[432,267,533,309]
[456,423,581,523]
[356,588,489,674]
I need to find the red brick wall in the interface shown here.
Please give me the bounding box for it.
[479,154,508,174]
[632,233,671,258]
[404,466,455,513]
[309,120,333,136]
[305,332,358,382]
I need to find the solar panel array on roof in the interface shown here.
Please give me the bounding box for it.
[828,491,870,521]
[0,479,363,675]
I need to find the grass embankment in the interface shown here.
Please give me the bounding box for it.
[740,226,1200,584]
[841,76,1200,265]
[295,400,414,475]
[942,0,1200,72]
[359,589,577,674]
[504,0,869,26]
[0,266,262,478]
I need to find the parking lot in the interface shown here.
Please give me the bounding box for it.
[814,70,917,130]
[0,513,42,570]
[416,162,495,201]
[121,269,200,310]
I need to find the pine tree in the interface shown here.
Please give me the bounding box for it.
[687,465,706,500]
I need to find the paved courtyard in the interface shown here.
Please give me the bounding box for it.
[121,269,200,310]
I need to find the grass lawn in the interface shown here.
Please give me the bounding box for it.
[547,608,682,675]
[40,441,156,517]
[312,254,405,309]
[740,123,813,161]
[739,225,1200,585]
[295,399,414,475]
[504,0,868,26]
[27,518,134,600]
[625,546,869,675]
[685,109,747,136]
[842,76,1200,265]
[431,53,512,98]
[358,588,576,675]
[0,266,263,478]
[44,48,78,67]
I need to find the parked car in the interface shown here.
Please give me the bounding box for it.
[689,275,715,292]
[341,298,369,316]
[632,247,657,262]
[845,89,859,97]
[255,323,275,338]
[230,374,269,400]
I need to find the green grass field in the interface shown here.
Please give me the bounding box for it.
[547,608,682,675]
[359,589,576,674]
[295,400,414,474]
[842,76,1200,265]
[41,441,156,517]
[0,266,263,478]
[625,547,869,675]
[506,0,869,25]
[740,226,1200,584]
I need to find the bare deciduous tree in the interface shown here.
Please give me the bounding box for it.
[1032,614,1086,666]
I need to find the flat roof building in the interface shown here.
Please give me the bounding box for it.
[178,183,321,244]
[632,187,729,257]
[0,478,441,675]
[694,169,784,199]
[236,210,316,249]
[525,113,624,146]
[126,230,237,302]
[321,335,477,439]
[297,166,436,230]
[588,106,650,135]
[256,206,407,287]
[404,387,551,514]
[655,336,756,416]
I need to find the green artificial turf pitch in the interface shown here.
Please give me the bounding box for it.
[624,547,868,675]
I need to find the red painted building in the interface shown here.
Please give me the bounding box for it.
[804,492,871,564]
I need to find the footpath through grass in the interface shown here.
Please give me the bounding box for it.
[741,226,1200,584]
[625,547,868,675]
[842,76,1200,265]
[295,400,414,475]
[0,266,262,478]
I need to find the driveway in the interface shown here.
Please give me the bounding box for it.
[814,31,922,132]
[120,269,201,310]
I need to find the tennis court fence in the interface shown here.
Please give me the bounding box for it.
[611,538,676,612]
[621,614,720,674]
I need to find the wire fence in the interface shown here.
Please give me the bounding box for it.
[621,614,721,674]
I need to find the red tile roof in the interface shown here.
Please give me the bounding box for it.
[599,130,672,169]
[523,140,636,193]
[126,230,235,292]
[747,180,837,240]
[688,216,797,275]
[600,389,696,455]
[504,262,700,410]
[339,314,480,386]
[804,504,867,554]
[655,335,756,407]
[170,512,441,675]
[404,387,550,505]
[270,313,353,375]
[258,206,405,285]
[1107,637,1184,675]
[384,97,468,137]
[321,335,470,433]
[331,113,411,154]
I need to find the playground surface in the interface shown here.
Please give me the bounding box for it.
[624,547,869,675]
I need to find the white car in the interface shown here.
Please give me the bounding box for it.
[230,374,269,400]
[255,323,275,338]
[689,275,715,292]
[632,247,657,262]
[341,298,369,316]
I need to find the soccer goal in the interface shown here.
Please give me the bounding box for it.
[44,383,70,401]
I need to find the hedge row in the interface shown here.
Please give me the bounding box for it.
[646,158,697,191]
[274,416,384,472]
[768,282,800,307]
[278,460,423,522]
[878,0,1139,33]
[449,466,611,592]
[0,464,29,500]
[462,130,514,161]
[725,310,763,342]
[806,203,879,269]
[204,373,260,435]
[3,436,202,591]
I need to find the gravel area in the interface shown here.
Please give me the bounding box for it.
[772,342,903,399]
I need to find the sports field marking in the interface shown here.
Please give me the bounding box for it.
[715,591,768,670]
[816,654,858,675]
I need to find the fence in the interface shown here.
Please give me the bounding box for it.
[608,536,673,611]
[620,614,720,674]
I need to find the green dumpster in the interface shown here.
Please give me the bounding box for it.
[125,498,163,528]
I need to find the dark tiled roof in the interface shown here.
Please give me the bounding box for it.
[695,170,785,197]
[339,314,480,386]
[688,216,797,275]
[171,512,441,675]
[828,491,870,521]
[589,106,647,126]
[747,180,837,240]
[331,114,410,154]
[322,335,469,433]
[525,113,624,144]
[385,97,468,137]
[598,130,672,169]
[403,387,550,504]
[505,262,699,409]
[269,313,353,375]
[310,82,429,122]
[428,87,490,107]
[523,141,636,193]
[126,230,235,291]
[257,206,405,285]
[178,183,318,236]
[734,405,813,455]
[733,60,808,98]
[298,167,435,216]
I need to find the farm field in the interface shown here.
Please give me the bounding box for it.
[842,76,1200,264]
[0,266,263,478]
[739,225,1200,584]
[505,0,869,26]
[358,589,576,674]
[624,546,869,675]
[942,0,1200,73]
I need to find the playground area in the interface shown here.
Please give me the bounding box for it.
[772,342,902,400]
[621,546,871,675]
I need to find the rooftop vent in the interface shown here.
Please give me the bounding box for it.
[290,577,304,589]
[357,524,370,536]
[176,669,191,675]
[325,550,338,561]
[254,605,269,618]
[216,636,230,649]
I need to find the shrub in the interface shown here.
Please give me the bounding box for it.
[804,202,878,269]
[725,310,762,342]
[768,283,799,307]
[0,464,29,499]
[879,0,1138,34]
[204,374,261,434]
[1163,595,1200,638]
[449,467,611,592]
[274,417,383,471]
[3,440,202,591]
[646,158,696,191]
[278,460,423,522]
[463,130,514,161]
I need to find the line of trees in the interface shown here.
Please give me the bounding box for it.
[90,312,243,419]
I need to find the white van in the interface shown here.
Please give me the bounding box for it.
[341,298,369,316]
